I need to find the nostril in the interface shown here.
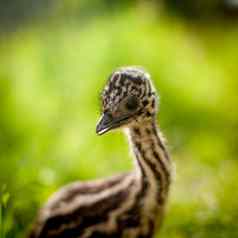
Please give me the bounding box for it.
[103,112,113,124]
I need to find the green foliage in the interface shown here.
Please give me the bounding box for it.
[0,185,10,238]
[0,4,238,238]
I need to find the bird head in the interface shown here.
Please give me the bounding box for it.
[96,66,159,135]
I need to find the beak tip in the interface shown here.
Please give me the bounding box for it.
[96,113,112,135]
[96,128,102,135]
[96,123,108,135]
[96,125,102,135]
[96,127,107,135]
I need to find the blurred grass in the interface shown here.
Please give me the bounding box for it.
[0,4,238,238]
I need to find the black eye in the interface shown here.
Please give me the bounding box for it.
[125,96,139,111]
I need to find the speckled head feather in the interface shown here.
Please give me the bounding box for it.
[96,67,159,135]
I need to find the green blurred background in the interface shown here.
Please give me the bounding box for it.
[0,1,238,237]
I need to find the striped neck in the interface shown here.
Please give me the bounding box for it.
[126,118,171,206]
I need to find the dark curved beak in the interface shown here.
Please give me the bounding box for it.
[96,112,131,135]
[96,112,114,135]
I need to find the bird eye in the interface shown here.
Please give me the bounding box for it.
[125,95,139,111]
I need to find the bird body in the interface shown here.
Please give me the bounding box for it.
[29,67,172,238]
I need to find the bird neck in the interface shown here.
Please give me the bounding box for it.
[126,117,172,205]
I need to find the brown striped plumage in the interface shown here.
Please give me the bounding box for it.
[28,67,172,238]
